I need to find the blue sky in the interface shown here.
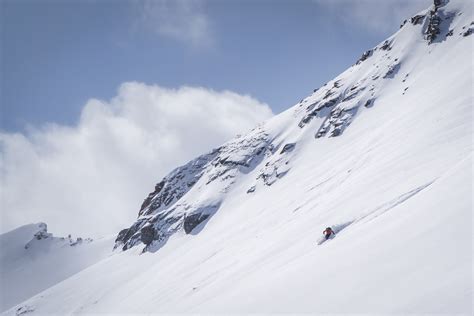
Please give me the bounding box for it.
[1,0,429,132]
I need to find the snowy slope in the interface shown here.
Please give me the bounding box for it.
[0,223,114,312]
[3,0,473,314]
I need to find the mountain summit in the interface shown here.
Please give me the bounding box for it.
[3,0,472,314]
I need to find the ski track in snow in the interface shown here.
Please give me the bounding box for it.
[316,180,436,246]
[355,180,435,224]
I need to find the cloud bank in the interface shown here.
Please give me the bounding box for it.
[315,0,431,35]
[0,83,273,237]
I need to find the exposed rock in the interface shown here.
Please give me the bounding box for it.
[380,40,392,51]
[16,305,35,315]
[298,98,339,128]
[115,128,273,251]
[364,99,374,108]
[462,23,474,36]
[140,225,156,245]
[280,143,296,154]
[138,149,220,217]
[316,106,359,139]
[383,62,401,79]
[33,225,51,240]
[184,213,210,234]
[410,14,425,25]
[342,87,365,102]
[247,185,256,194]
[23,223,92,250]
[356,50,373,64]
[425,9,442,43]
[424,0,449,44]
[139,181,165,215]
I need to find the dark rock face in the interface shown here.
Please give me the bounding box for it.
[462,26,474,37]
[424,0,450,44]
[411,15,425,25]
[426,9,442,43]
[138,150,219,218]
[280,143,296,154]
[383,63,401,79]
[140,225,156,245]
[139,181,165,215]
[298,98,338,128]
[34,230,51,240]
[183,213,210,234]
[315,107,359,139]
[364,99,374,108]
[297,77,374,140]
[356,50,373,64]
[380,40,392,51]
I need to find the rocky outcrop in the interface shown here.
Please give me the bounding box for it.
[32,223,51,240]
[114,128,274,251]
[356,50,373,64]
[424,0,449,44]
[140,225,156,246]
[411,14,425,25]
[183,213,210,234]
[138,150,220,218]
[462,22,474,36]
[380,40,392,51]
[426,10,442,43]
[280,143,296,154]
[24,223,92,249]
[383,62,401,79]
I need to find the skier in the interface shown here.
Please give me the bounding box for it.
[323,227,335,240]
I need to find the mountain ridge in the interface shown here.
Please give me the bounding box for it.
[113,0,473,255]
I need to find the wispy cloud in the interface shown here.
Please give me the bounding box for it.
[0,83,273,237]
[315,0,432,35]
[137,0,214,48]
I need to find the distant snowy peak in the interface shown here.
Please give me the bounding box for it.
[0,223,113,312]
[22,222,93,250]
[115,0,472,253]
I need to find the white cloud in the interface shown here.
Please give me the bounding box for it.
[315,0,432,34]
[0,83,273,238]
[138,0,213,48]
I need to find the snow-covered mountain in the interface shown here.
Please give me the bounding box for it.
[0,223,114,312]
[2,0,473,314]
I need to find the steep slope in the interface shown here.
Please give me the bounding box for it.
[114,0,473,255]
[0,223,114,312]
[4,0,472,314]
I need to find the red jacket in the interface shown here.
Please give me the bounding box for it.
[323,228,334,235]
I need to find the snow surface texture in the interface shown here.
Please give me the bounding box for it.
[0,223,114,312]
[2,0,473,314]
